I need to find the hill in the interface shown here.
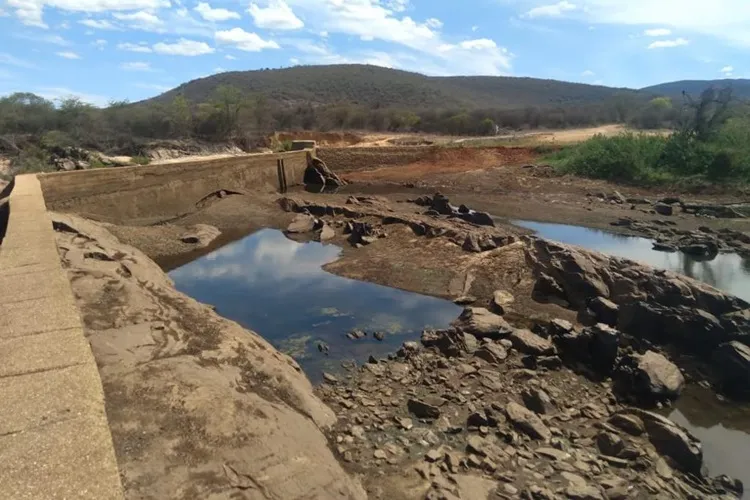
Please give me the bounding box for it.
[641,79,750,99]
[145,64,636,109]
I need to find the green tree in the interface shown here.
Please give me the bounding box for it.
[169,95,193,138]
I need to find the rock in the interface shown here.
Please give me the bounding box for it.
[532,273,568,305]
[618,301,725,350]
[490,290,515,315]
[408,398,442,419]
[287,214,317,233]
[453,308,513,340]
[373,331,385,342]
[522,388,555,415]
[399,341,419,357]
[547,319,574,337]
[318,224,335,241]
[473,343,508,365]
[536,447,570,461]
[596,432,624,457]
[588,323,620,373]
[633,350,685,400]
[305,155,345,187]
[505,402,551,441]
[347,329,367,340]
[607,414,645,436]
[454,295,477,305]
[180,224,221,248]
[373,449,387,460]
[653,241,678,252]
[395,417,413,430]
[712,341,750,397]
[587,297,619,327]
[509,329,555,356]
[466,435,489,456]
[565,484,604,500]
[680,242,719,259]
[654,203,674,216]
[617,408,702,474]
[421,328,472,357]
[463,233,482,252]
[611,191,627,204]
[322,372,339,384]
[425,449,443,462]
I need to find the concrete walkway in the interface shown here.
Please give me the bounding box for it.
[0,175,123,499]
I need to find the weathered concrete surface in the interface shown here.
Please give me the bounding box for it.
[0,175,124,499]
[39,151,308,225]
[318,146,436,173]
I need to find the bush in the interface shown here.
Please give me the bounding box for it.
[10,145,54,175]
[131,155,151,165]
[551,133,667,184]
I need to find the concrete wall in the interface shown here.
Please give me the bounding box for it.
[0,175,124,499]
[39,151,307,225]
[317,146,437,173]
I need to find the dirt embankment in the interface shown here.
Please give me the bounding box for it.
[52,212,366,499]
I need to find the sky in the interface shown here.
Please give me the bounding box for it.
[0,0,748,106]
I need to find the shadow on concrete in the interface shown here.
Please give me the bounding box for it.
[0,177,14,243]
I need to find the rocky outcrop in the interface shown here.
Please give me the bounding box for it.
[413,193,495,227]
[630,351,685,400]
[304,154,345,187]
[52,213,366,499]
[180,224,220,248]
[452,307,513,339]
[712,341,750,397]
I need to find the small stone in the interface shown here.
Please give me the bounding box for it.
[425,449,444,462]
[536,448,570,461]
[505,402,552,441]
[490,290,515,315]
[408,397,443,419]
[396,417,414,430]
[607,414,645,436]
[503,484,518,495]
[482,457,497,472]
[322,372,339,384]
[374,449,387,460]
[565,484,604,500]
[596,432,624,457]
[374,331,385,341]
[466,435,489,456]
[509,329,556,356]
[521,388,555,415]
[454,295,477,305]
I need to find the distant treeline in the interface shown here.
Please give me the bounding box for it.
[0,85,704,156]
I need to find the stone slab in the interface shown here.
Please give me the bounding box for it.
[0,328,90,378]
[0,415,123,500]
[0,363,106,435]
[0,295,81,338]
[0,269,71,305]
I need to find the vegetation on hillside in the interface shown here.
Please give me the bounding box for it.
[549,89,750,187]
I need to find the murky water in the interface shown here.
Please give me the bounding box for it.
[168,229,462,382]
[518,219,750,493]
[515,220,750,303]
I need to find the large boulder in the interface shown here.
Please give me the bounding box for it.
[509,329,556,356]
[712,341,750,398]
[617,408,702,475]
[505,402,551,441]
[453,307,513,340]
[632,350,685,400]
[587,296,619,327]
[654,202,674,216]
[305,155,345,187]
[618,301,726,350]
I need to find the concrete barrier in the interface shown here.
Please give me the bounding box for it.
[0,175,124,499]
[39,151,308,225]
[317,146,437,173]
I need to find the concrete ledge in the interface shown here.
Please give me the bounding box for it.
[0,175,123,499]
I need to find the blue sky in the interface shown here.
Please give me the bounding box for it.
[0,0,748,106]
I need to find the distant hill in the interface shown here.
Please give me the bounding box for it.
[641,79,750,100]
[144,64,637,109]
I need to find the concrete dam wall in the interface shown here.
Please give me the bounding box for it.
[39,151,308,225]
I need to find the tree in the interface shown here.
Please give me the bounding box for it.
[211,85,244,138]
[169,95,193,138]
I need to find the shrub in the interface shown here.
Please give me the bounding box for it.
[131,155,151,165]
[11,145,54,175]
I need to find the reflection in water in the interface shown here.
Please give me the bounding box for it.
[669,388,750,497]
[169,229,462,381]
[515,220,750,302]
[517,220,750,494]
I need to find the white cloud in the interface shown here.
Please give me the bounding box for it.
[385,0,409,12]
[290,57,299,64]
[194,2,240,22]
[644,28,671,37]
[120,61,152,71]
[581,69,595,76]
[92,39,107,49]
[113,10,162,26]
[0,53,37,68]
[225,54,237,60]
[7,0,170,28]
[215,28,280,51]
[134,82,172,92]
[15,32,70,45]
[153,38,215,56]
[56,51,81,59]
[471,25,478,32]
[249,0,304,30]
[213,66,226,72]
[647,37,689,49]
[721,65,734,76]
[117,42,152,52]
[320,30,328,37]
[79,18,117,30]
[459,38,497,50]
[425,18,442,29]
[36,86,109,107]
[524,1,576,18]
[286,0,511,75]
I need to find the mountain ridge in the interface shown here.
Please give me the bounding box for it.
[142,64,750,110]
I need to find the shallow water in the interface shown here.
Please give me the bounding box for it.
[168,228,462,382]
[515,220,750,303]
[518,219,750,494]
